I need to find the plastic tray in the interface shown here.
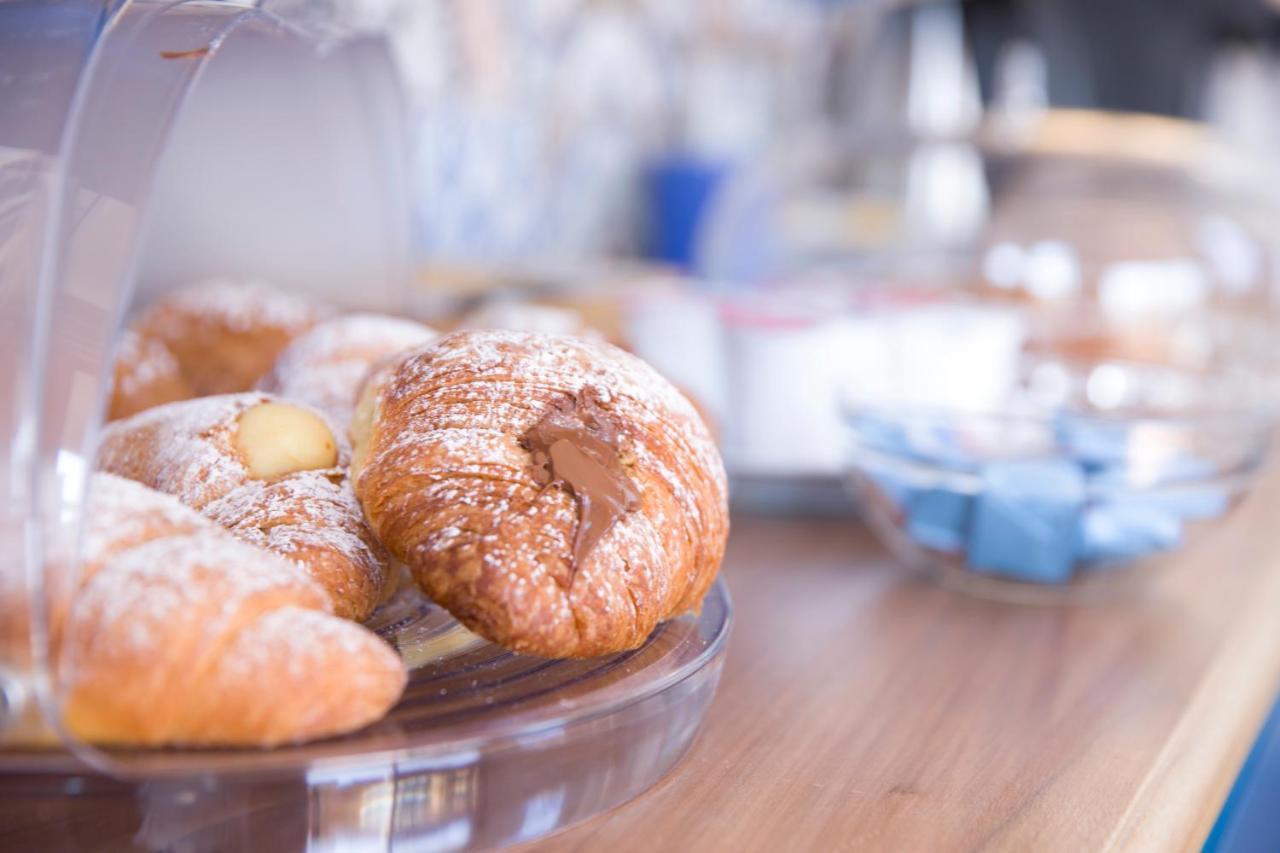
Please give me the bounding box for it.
[0,578,730,848]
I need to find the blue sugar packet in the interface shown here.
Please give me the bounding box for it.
[1078,503,1183,564]
[906,489,970,554]
[866,470,913,510]
[967,459,1085,583]
[1056,415,1129,472]
[1149,456,1230,520]
[1126,486,1229,522]
[901,422,979,471]
[851,411,977,468]
[1099,456,1229,521]
[851,412,909,455]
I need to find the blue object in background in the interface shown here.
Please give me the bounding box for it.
[1078,503,1183,564]
[646,155,730,271]
[903,422,981,471]
[852,413,978,472]
[1055,415,1130,472]
[1099,456,1230,522]
[867,471,912,510]
[1207,694,1280,852]
[967,459,1085,582]
[906,489,970,554]
[1127,488,1229,523]
[852,413,908,456]
[1146,456,1231,521]
[854,411,1233,582]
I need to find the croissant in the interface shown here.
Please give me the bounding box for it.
[0,547,44,744]
[260,313,437,430]
[53,473,405,746]
[457,300,605,341]
[351,329,729,658]
[108,329,193,421]
[133,279,330,396]
[96,393,388,621]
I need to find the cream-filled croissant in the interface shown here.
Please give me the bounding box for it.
[96,393,388,621]
[351,329,729,658]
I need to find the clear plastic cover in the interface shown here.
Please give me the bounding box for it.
[1,4,730,845]
[2,0,409,762]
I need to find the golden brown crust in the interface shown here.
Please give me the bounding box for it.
[133,280,330,396]
[259,313,437,431]
[352,329,729,658]
[96,393,389,621]
[0,579,28,669]
[53,474,406,747]
[108,330,193,420]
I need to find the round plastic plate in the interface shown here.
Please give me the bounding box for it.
[0,578,731,849]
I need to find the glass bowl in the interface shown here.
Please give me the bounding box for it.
[841,293,1279,601]
[698,109,1280,597]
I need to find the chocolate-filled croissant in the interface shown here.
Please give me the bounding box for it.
[351,329,729,658]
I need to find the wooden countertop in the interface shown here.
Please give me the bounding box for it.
[543,474,1280,851]
[7,479,1280,850]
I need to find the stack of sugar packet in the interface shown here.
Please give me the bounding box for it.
[855,414,1228,584]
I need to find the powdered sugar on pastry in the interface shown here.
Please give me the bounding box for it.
[263,313,437,429]
[112,330,181,400]
[204,472,385,614]
[204,605,406,742]
[216,606,388,682]
[354,329,729,658]
[107,329,193,421]
[97,393,268,509]
[385,330,723,528]
[54,477,406,747]
[274,314,438,368]
[144,279,324,337]
[68,531,328,658]
[132,280,333,397]
[96,393,388,620]
[81,473,209,574]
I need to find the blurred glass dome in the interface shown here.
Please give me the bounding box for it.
[701,109,1280,318]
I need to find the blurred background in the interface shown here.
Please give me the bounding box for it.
[291,2,1280,845]
[23,0,1280,844]
[149,0,1280,585]
[244,0,1280,509]
[308,0,1280,264]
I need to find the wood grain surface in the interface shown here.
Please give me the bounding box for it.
[6,478,1280,851]
[540,476,1280,851]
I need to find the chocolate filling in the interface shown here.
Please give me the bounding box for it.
[522,388,640,571]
